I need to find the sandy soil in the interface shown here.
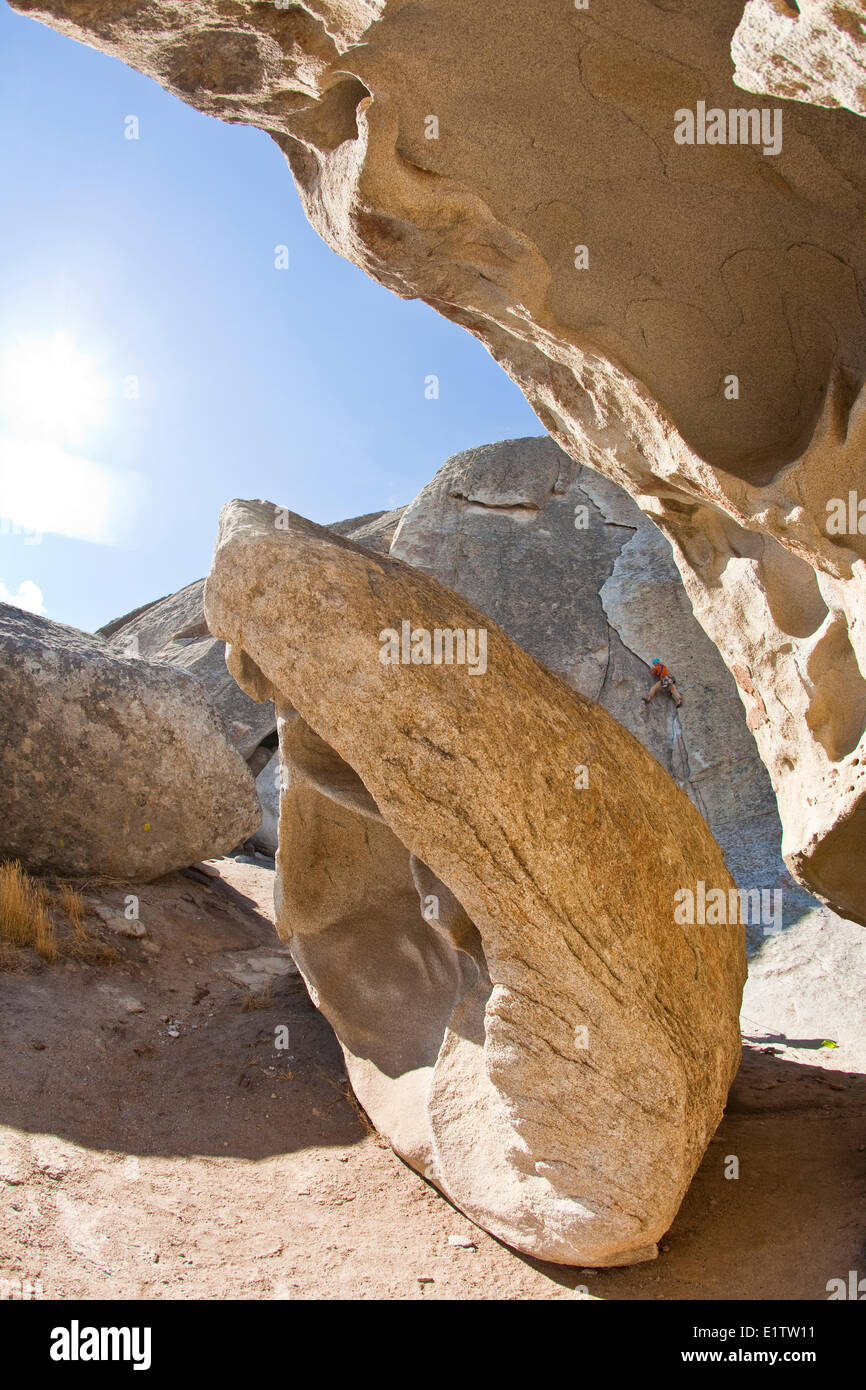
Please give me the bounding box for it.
[1,858,863,1301]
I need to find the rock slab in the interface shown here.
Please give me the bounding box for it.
[0,604,260,880]
[205,499,746,1266]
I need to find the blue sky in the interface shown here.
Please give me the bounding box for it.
[0,4,542,632]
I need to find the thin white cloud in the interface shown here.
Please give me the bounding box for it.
[0,579,45,615]
[0,437,144,546]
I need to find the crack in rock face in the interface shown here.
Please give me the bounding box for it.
[11,0,866,921]
[204,499,746,1265]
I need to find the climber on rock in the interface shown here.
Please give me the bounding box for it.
[643,658,683,709]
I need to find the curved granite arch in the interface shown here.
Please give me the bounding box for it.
[204,498,746,1265]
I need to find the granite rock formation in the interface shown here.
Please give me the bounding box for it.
[733,1,866,117]
[12,0,866,920]
[99,580,278,761]
[204,498,746,1266]
[392,435,830,944]
[99,507,405,846]
[0,603,260,880]
[252,749,281,856]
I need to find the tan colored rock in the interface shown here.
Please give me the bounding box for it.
[205,499,746,1265]
[99,510,403,767]
[98,511,404,853]
[0,603,260,880]
[99,580,278,761]
[14,0,866,919]
[733,1,866,117]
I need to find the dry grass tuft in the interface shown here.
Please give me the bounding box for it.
[35,915,58,962]
[60,884,86,930]
[0,862,119,967]
[0,860,52,950]
[59,884,91,956]
[242,983,273,1011]
[71,937,120,965]
[316,1064,376,1136]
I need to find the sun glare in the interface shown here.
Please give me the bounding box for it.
[0,331,140,545]
[0,332,110,445]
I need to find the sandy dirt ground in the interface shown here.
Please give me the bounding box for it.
[1,857,863,1301]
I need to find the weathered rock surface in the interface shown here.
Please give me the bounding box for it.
[743,906,866,1071]
[392,435,830,945]
[100,509,403,768]
[733,1,866,117]
[327,506,406,553]
[15,0,866,921]
[99,580,278,761]
[252,750,281,856]
[0,603,260,880]
[204,499,746,1265]
[99,509,404,854]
